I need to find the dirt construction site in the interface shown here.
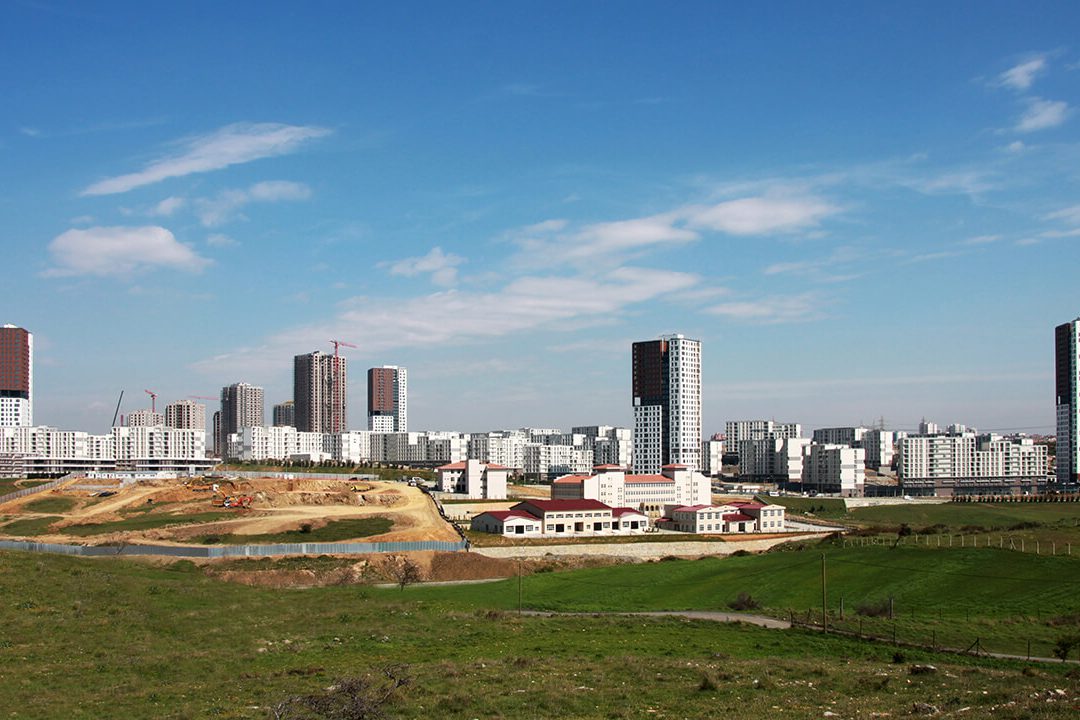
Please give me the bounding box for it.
[0,475,461,546]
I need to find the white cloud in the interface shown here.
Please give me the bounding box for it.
[194,180,312,227]
[684,196,838,235]
[1046,204,1080,225]
[999,56,1047,90]
[81,122,330,196]
[705,292,823,324]
[43,226,211,278]
[149,196,185,216]
[193,266,700,378]
[1005,140,1026,153]
[961,234,1001,246]
[385,247,465,286]
[1016,98,1069,133]
[509,195,839,269]
[69,215,95,226]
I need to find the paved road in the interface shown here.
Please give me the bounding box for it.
[518,609,791,629]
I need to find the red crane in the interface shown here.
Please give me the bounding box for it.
[189,395,217,402]
[144,389,158,413]
[327,340,357,433]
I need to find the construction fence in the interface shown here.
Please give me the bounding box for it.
[0,538,467,559]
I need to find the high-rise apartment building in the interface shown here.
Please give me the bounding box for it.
[218,383,264,456]
[294,351,348,433]
[127,409,165,427]
[165,400,206,430]
[1056,318,1080,484]
[0,324,33,427]
[273,400,295,427]
[631,334,701,473]
[367,365,407,433]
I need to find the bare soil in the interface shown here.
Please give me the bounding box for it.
[0,476,459,545]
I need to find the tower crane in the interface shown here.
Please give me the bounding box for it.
[145,389,158,413]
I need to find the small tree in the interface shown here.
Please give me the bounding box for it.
[271,665,410,720]
[1053,634,1079,661]
[384,555,423,591]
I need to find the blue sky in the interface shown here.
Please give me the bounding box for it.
[2,1,1078,435]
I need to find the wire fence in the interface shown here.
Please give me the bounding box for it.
[841,532,1077,556]
[0,475,74,505]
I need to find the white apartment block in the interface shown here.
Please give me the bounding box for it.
[573,425,634,468]
[812,426,867,447]
[725,420,801,461]
[0,424,212,476]
[126,409,165,427]
[468,430,527,470]
[739,436,810,483]
[165,400,206,430]
[436,459,508,499]
[862,429,900,470]
[523,443,593,480]
[803,444,865,497]
[700,439,724,475]
[898,430,1049,496]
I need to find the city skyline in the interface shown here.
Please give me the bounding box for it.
[4,4,1079,434]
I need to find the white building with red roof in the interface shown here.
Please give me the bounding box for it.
[655,500,785,534]
[470,498,650,537]
[550,463,709,517]
[436,458,508,499]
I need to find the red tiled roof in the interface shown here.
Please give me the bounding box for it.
[730,501,766,509]
[436,461,509,471]
[661,464,689,469]
[611,507,646,518]
[552,474,588,484]
[593,464,625,470]
[515,499,610,513]
[673,504,712,513]
[723,512,755,523]
[479,510,540,522]
[624,474,674,484]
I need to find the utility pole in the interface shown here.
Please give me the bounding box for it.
[821,553,828,633]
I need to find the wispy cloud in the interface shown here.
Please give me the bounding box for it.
[43,226,211,278]
[960,234,1001,246]
[194,266,699,378]
[1045,204,1080,226]
[998,56,1047,90]
[510,194,839,268]
[705,292,824,324]
[762,246,863,282]
[1016,98,1069,133]
[81,122,330,196]
[194,180,312,226]
[383,247,465,287]
[206,233,238,247]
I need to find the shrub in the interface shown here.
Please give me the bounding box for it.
[856,599,892,618]
[728,592,760,611]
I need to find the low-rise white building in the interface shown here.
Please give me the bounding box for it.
[436,459,509,499]
[470,499,650,537]
[655,500,785,534]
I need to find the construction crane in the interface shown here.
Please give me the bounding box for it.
[328,339,357,433]
[145,389,158,413]
[111,390,124,427]
[189,395,217,402]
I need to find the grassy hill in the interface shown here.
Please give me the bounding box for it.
[1,544,1078,718]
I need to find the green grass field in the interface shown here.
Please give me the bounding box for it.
[59,511,239,537]
[193,517,393,544]
[0,515,63,536]
[1,548,1078,719]
[21,495,78,514]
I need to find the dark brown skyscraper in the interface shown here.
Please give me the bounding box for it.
[294,351,347,433]
[0,324,33,426]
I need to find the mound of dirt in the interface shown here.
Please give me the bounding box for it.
[428,552,520,581]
